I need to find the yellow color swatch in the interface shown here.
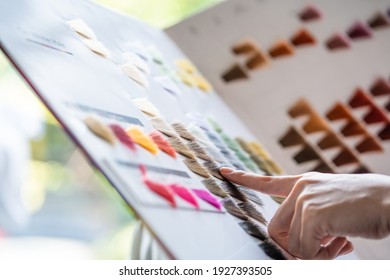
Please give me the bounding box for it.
[126,126,159,154]
[175,59,197,74]
[193,75,213,92]
[249,142,284,174]
[177,70,196,87]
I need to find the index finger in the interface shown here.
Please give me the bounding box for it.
[220,167,302,197]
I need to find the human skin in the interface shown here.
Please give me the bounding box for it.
[220,167,390,260]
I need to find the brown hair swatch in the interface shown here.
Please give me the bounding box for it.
[183,158,211,178]
[238,201,267,225]
[239,217,267,241]
[222,196,248,220]
[201,178,228,198]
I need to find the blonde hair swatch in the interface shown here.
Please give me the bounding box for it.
[133,98,161,117]
[82,38,111,58]
[67,19,96,40]
[149,117,178,137]
[121,63,148,87]
[84,115,116,145]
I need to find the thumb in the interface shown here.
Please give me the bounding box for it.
[220,167,301,197]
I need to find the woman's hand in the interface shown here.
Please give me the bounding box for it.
[220,168,390,259]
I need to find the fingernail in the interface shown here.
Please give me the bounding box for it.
[219,167,234,174]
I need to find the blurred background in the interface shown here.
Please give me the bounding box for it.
[0,0,220,260]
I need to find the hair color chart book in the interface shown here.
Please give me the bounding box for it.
[0,0,387,259]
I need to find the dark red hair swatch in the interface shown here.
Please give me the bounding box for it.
[298,4,322,22]
[109,124,136,151]
[325,33,350,50]
[347,21,373,39]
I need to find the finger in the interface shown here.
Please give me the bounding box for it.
[320,235,335,246]
[314,237,349,260]
[337,241,354,257]
[298,210,353,259]
[318,237,354,257]
[219,167,302,197]
[298,215,323,259]
[268,183,306,253]
[318,237,353,258]
[287,195,304,257]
